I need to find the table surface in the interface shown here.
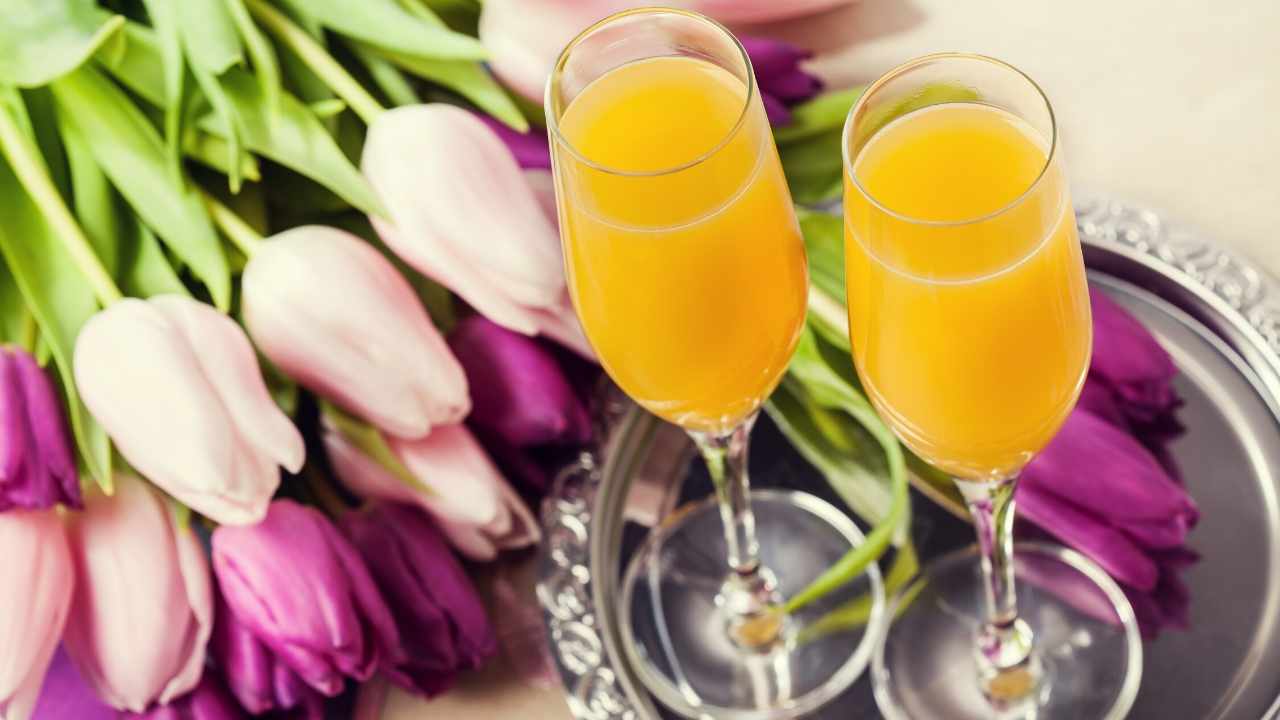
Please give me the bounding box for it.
[390,1,1279,717]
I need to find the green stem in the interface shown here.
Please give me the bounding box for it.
[18,310,37,352]
[200,191,264,258]
[245,0,387,125]
[0,103,123,306]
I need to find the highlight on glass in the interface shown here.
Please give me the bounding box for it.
[547,8,884,719]
[842,53,1142,719]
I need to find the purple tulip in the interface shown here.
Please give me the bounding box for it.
[476,114,551,170]
[0,347,79,511]
[340,504,497,697]
[741,36,823,126]
[31,646,116,720]
[126,672,246,720]
[1087,288,1181,425]
[450,315,591,449]
[211,501,405,704]
[209,591,323,717]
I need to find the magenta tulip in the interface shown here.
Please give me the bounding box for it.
[0,347,79,511]
[30,646,116,720]
[1088,288,1181,424]
[325,422,541,561]
[0,510,74,720]
[208,592,323,718]
[62,475,213,713]
[739,36,823,125]
[341,504,497,696]
[74,296,304,525]
[362,105,588,356]
[242,226,469,439]
[449,315,591,448]
[211,501,404,699]
[475,114,550,170]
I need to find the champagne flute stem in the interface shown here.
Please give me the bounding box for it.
[956,475,1039,699]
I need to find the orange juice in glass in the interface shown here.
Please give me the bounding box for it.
[845,55,1141,720]
[547,9,885,719]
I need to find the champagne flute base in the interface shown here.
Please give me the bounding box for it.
[872,541,1142,720]
[620,489,885,720]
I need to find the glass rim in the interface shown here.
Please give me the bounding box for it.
[543,7,758,179]
[841,52,1059,228]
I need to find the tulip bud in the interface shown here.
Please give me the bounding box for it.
[75,296,304,525]
[1088,288,1180,424]
[363,105,586,355]
[340,504,497,696]
[449,315,591,448]
[62,475,213,713]
[242,226,469,439]
[325,423,540,562]
[475,114,550,170]
[126,672,246,720]
[0,346,79,511]
[739,36,823,126]
[209,591,323,718]
[211,501,404,699]
[0,510,74,720]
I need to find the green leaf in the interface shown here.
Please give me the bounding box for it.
[193,68,244,191]
[0,125,111,489]
[139,0,186,175]
[286,0,486,60]
[183,126,261,181]
[397,0,480,45]
[779,130,843,205]
[60,116,120,277]
[351,44,418,106]
[118,218,188,298]
[774,86,865,145]
[176,0,243,74]
[98,21,166,106]
[225,0,281,116]
[20,88,70,202]
[223,179,269,237]
[798,210,845,302]
[377,46,527,131]
[308,98,347,119]
[198,68,386,217]
[321,401,425,493]
[0,261,29,345]
[0,1,125,87]
[50,65,231,309]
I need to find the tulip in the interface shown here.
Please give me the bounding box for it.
[74,296,304,525]
[340,504,497,696]
[209,593,323,718]
[325,422,541,561]
[450,315,591,448]
[211,501,404,699]
[362,105,589,357]
[476,114,550,170]
[242,226,469,439]
[1088,288,1181,425]
[0,510,74,720]
[478,0,851,102]
[740,36,823,126]
[127,672,246,720]
[62,475,213,713]
[0,347,79,511]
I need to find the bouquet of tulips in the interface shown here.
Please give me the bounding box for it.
[0,0,1198,718]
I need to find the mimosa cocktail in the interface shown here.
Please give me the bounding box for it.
[547,10,884,718]
[845,55,1141,720]
[557,56,807,432]
[845,103,1091,478]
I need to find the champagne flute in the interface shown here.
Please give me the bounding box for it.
[547,9,884,718]
[842,53,1142,718]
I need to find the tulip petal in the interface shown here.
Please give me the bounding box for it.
[1016,482,1159,591]
[12,350,80,509]
[0,351,29,505]
[1089,288,1180,422]
[492,477,541,551]
[388,425,507,526]
[682,0,857,23]
[479,0,628,101]
[477,114,551,170]
[63,476,211,712]
[363,105,564,334]
[150,296,304,475]
[0,510,74,720]
[244,226,469,439]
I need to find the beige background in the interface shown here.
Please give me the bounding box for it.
[389,0,1279,717]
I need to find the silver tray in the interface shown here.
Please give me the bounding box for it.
[536,198,1280,719]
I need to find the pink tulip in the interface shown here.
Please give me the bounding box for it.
[242,226,469,439]
[62,474,214,713]
[478,0,852,101]
[0,509,73,720]
[362,105,588,356]
[74,296,304,525]
[325,422,540,562]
